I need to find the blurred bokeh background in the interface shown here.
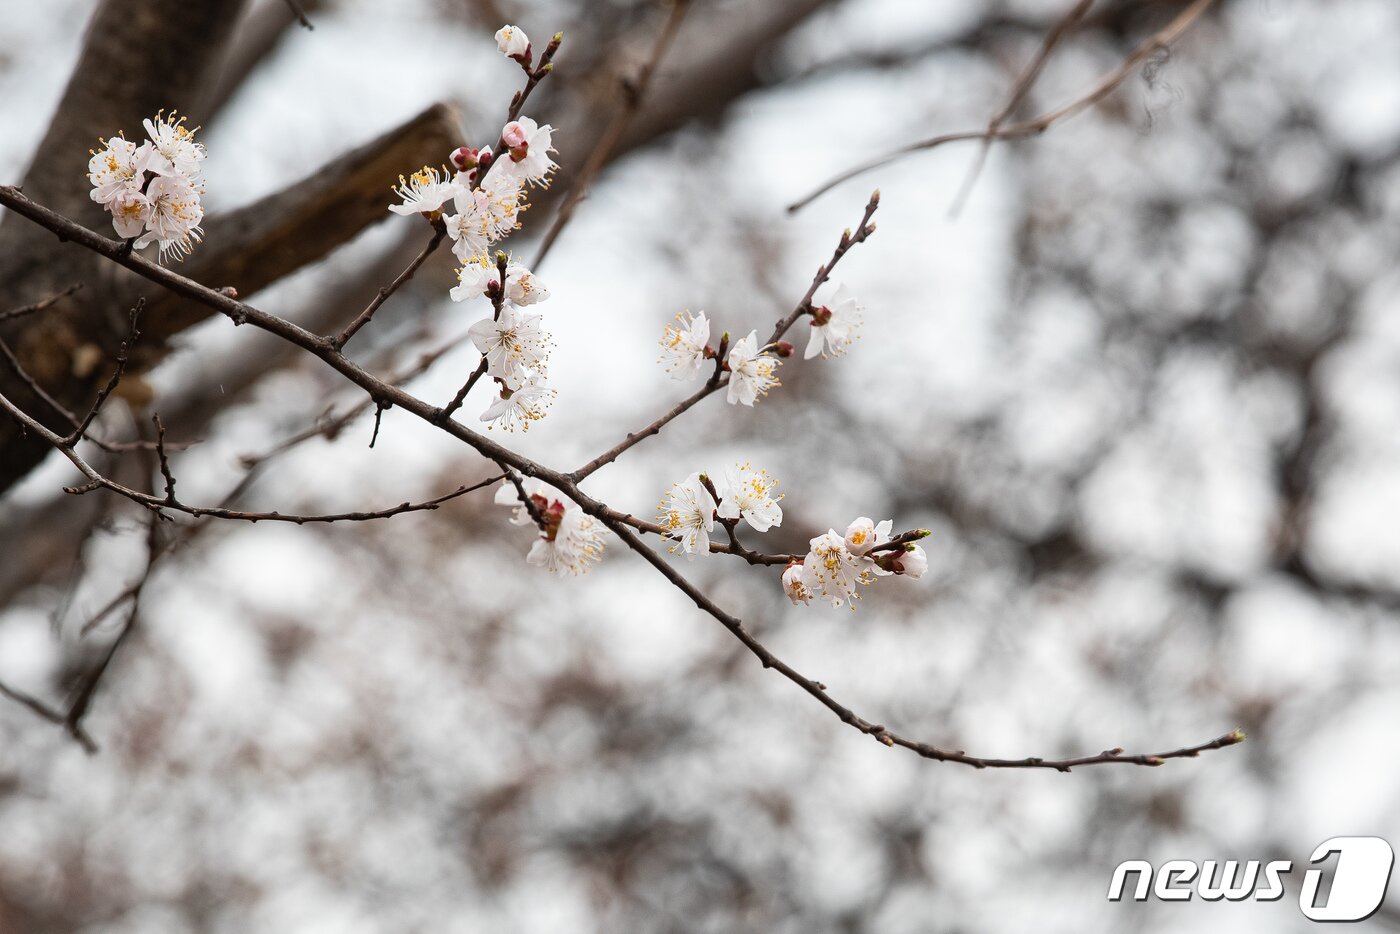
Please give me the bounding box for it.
[2,0,1400,931]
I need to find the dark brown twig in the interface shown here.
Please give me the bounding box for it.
[592,506,1245,771]
[67,300,144,447]
[0,677,97,753]
[0,282,83,323]
[0,183,1241,772]
[441,254,508,421]
[331,224,446,350]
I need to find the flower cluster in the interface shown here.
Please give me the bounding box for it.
[783,518,927,609]
[389,28,562,431]
[496,480,606,575]
[658,463,783,558]
[87,111,206,262]
[657,312,785,407]
[655,284,863,406]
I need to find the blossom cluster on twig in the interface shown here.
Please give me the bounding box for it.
[87,111,206,261]
[0,10,1247,768]
[388,25,560,433]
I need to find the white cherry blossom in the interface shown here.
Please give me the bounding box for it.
[843,517,892,556]
[805,284,864,359]
[715,463,782,533]
[498,116,557,186]
[802,530,875,609]
[388,165,459,216]
[443,206,491,262]
[107,189,152,238]
[890,544,928,579]
[141,111,206,179]
[781,563,813,606]
[87,136,148,206]
[495,24,530,59]
[134,174,204,261]
[469,305,551,390]
[658,472,717,558]
[480,377,554,431]
[528,506,606,576]
[725,331,781,406]
[659,311,711,381]
[503,262,549,305]
[476,161,526,234]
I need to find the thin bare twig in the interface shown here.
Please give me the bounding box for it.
[947,0,1095,216]
[0,389,503,524]
[440,253,508,421]
[68,300,144,446]
[0,283,83,323]
[332,224,446,350]
[788,0,1218,212]
[0,678,97,753]
[592,507,1245,771]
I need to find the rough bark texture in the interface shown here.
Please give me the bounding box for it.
[0,0,250,491]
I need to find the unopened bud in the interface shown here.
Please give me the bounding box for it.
[773,340,795,358]
[450,146,480,171]
[810,305,832,326]
[502,121,528,150]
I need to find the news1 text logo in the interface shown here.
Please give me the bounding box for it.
[1108,836,1394,922]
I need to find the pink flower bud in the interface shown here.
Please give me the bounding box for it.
[773,340,796,358]
[502,121,528,150]
[450,146,480,171]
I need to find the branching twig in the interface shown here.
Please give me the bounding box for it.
[0,182,1241,771]
[788,0,1218,212]
[0,678,96,753]
[568,191,879,481]
[947,0,1095,216]
[0,390,503,524]
[0,283,83,323]
[332,223,446,350]
[68,300,144,447]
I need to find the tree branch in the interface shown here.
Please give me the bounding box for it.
[0,184,1242,771]
[789,0,1218,212]
[143,103,464,341]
